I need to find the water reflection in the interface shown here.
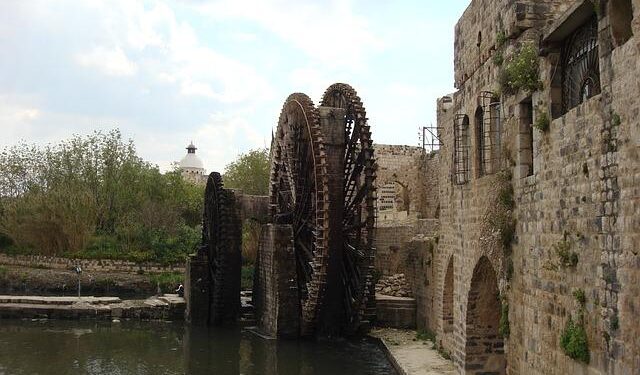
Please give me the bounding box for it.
[0,320,395,375]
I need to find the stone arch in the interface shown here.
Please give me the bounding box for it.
[464,256,505,374]
[441,256,455,352]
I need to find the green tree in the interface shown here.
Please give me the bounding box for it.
[0,129,203,262]
[223,148,270,195]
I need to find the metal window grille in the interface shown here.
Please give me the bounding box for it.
[479,91,502,175]
[453,114,470,185]
[562,16,600,113]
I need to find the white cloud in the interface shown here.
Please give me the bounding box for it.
[75,46,137,77]
[140,110,265,173]
[189,0,383,70]
[0,95,130,152]
[82,0,273,103]
[288,67,344,103]
[0,97,41,139]
[232,32,258,42]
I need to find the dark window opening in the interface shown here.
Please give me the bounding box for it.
[562,16,601,113]
[610,0,634,47]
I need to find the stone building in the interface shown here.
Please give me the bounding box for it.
[373,144,441,274]
[397,1,640,374]
[374,144,438,222]
[179,142,207,184]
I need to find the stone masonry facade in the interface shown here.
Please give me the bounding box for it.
[375,144,440,221]
[374,145,440,276]
[401,1,640,374]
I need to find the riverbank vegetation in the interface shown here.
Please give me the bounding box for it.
[0,130,203,264]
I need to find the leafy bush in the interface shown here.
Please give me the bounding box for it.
[573,289,586,306]
[496,30,508,47]
[492,52,504,66]
[554,239,578,268]
[533,110,550,132]
[500,43,542,94]
[416,329,436,342]
[0,130,204,261]
[612,113,621,127]
[499,301,510,338]
[560,316,590,363]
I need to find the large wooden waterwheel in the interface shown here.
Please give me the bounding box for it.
[270,93,330,336]
[269,85,376,336]
[201,172,241,325]
[321,83,377,333]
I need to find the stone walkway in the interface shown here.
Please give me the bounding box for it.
[370,328,457,375]
[0,294,185,320]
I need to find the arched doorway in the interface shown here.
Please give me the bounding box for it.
[464,256,505,374]
[441,257,454,352]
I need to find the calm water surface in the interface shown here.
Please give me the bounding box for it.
[0,319,395,375]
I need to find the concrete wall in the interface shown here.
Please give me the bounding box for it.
[425,1,640,374]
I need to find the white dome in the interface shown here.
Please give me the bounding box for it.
[179,153,204,170]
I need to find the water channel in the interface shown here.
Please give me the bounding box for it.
[0,319,396,374]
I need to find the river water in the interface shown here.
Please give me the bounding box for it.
[0,319,396,374]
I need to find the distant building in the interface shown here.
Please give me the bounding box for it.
[179,142,206,184]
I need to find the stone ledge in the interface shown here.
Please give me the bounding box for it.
[0,294,185,321]
[370,328,456,375]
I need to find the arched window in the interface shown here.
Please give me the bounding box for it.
[453,115,470,185]
[562,16,600,113]
[610,0,634,47]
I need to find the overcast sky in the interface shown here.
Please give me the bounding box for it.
[0,0,469,172]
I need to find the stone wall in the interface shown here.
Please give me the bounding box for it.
[375,219,439,276]
[424,1,640,374]
[0,254,185,274]
[454,0,573,88]
[253,224,299,338]
[374,144,440,220]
